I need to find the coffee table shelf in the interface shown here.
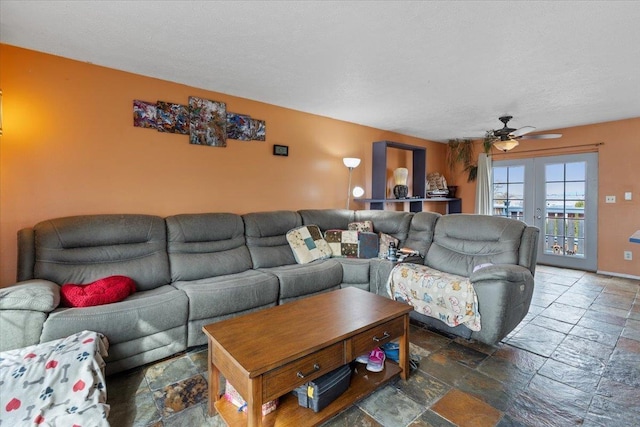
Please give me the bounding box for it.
[214,360,401,427]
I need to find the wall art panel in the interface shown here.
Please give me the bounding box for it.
[188,96,227,147]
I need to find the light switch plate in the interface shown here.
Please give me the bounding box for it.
[625,192,632,200]
[605,195,616,203]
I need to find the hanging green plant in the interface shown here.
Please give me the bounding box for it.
[446,139,473,173]
[483,130,495,154]
[446,134,494,183]
[461,131,497,182]
[465,164,478,182]
[446,138,476,182]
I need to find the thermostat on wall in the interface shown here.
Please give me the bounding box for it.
[273,145,289,156]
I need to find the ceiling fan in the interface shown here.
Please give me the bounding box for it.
[488,115,562,151]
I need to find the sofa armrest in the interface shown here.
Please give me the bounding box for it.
[399,255,424,265]
[467,264,535,344]
[0,280,59,352]
[519,226,540,276]
[368,258,396,297]
[0,280,60,312]
[469,264,532,284]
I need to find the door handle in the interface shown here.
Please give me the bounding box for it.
[535,208,542,220]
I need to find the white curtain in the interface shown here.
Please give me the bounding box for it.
[475,153,493,215]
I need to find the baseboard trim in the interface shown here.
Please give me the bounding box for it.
[596,270,640,281]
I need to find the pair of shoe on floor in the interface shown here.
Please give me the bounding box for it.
[355,347,386,372]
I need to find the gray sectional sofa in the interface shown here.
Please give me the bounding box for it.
[0,209,538,374]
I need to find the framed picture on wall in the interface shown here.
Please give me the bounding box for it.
[226,113,251,140]
[188,96,227,147]
[133,100,157,129]
[273,145,288,156]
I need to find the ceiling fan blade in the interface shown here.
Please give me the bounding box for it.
[511,126,536,137]
[520,133,562,140]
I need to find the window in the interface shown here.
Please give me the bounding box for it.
[543,162,586,257]
[492,165,525,221]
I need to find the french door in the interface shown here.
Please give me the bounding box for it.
[492,153,598,271]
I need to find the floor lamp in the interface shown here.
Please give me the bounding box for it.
[343,157,361,209]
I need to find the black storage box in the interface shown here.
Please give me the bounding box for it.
[292,364,352,412]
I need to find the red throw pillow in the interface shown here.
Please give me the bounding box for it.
[61,275,136,307]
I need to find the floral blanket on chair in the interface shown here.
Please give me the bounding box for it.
[386,263,481,331]
[0,330,110,426]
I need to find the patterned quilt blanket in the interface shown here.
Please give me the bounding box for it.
[386,263,481,331]
[0,330,110,426]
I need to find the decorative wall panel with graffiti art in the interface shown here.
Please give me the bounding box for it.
[133,97,266,146]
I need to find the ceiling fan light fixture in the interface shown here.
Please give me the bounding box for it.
[483,116,562,151]
[521,133,562,140]
[494,138,519,152]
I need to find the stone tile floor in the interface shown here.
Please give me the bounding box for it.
[106,265,640,426]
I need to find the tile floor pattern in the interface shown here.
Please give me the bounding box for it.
[106,266,640,426]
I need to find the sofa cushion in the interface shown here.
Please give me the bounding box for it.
[425,214,527,277]
[0,310,47,352]
[354,211,413,245]
[286,225,333,264]
[334,258,371,291]
[357,232,379,259]
[260,259,343,303]
[173,270,280,321]
[325,230,359,258]
[166,213,252,281]
[404,211,441,257]
[41,285,188,348]
[60,275,136,307]
[298,209,355,232]
[379,232,399,259]
[173,270,280,346]
[348,220,373,232]
[0,280,60,312]
[31,214,170,291]
[17,227,35,282]
[244,211,301,268]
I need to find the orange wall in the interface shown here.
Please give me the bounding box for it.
[0,44,448,286]
[2,45,637,285]
[451,117,640,278]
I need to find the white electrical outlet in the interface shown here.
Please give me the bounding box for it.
[605,195,616,203]
[625,192,632,200]
[624,251,633,261]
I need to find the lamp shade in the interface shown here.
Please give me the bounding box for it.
[393,168,409,185]
[343,157,361,168]
[493,138,519,152]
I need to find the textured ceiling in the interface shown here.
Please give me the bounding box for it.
[1,1,639,142]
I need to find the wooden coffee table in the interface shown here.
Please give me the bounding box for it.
[202,286,413,427]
